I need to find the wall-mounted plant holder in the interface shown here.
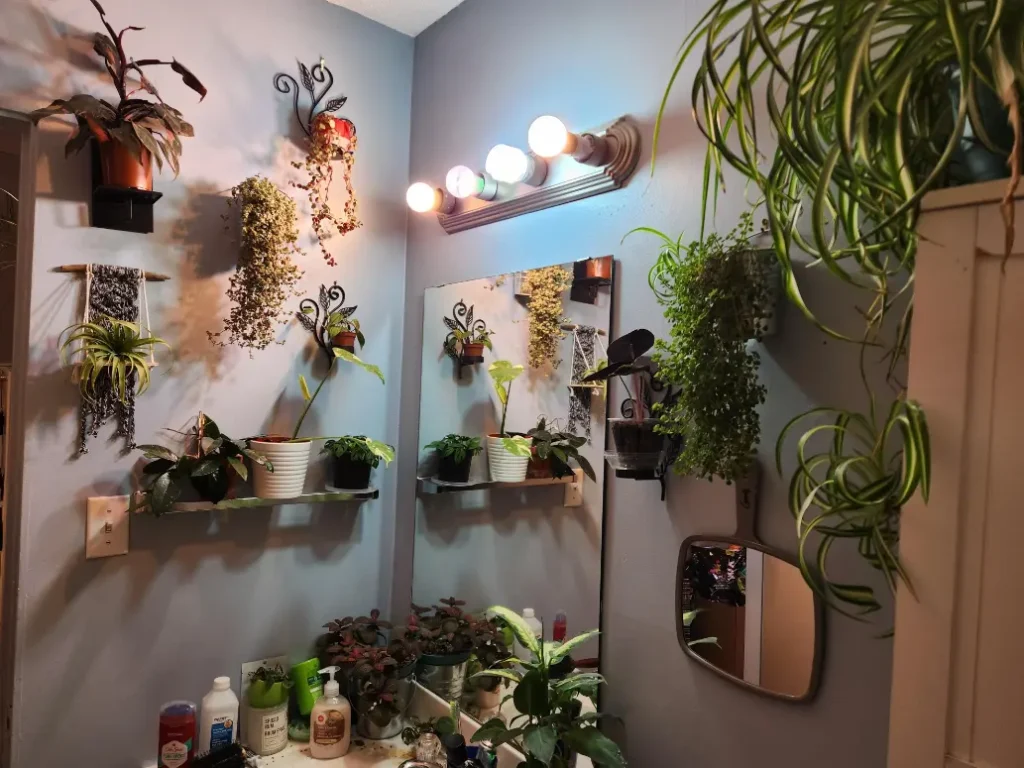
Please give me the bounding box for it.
[436,117,641,234]
[90,143,162,234]
[570,256,614,304]
[443,300,491,379]
[296,282,361,362]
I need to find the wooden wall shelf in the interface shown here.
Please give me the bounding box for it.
[167,489,378,514]
[418,469,584,508]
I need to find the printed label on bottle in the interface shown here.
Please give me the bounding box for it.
[312,709,346,745]
[209,715,234,750]
[260,710,288,752]
[160,739,190,768]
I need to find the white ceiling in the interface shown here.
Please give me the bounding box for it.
[326,0,468,36]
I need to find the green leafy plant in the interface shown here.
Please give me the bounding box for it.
[682,610,719,649]
[247,664,293,708]
[326,315,365,349]
[209,176,303,354]
[635,212,773,483]
[59,316,167,404]
[400,598,485,658]
[470,607,625,768]
[469,619,513,694]
[321,436,395,468]
[325,608,394,649]
[290,347,385,440]
[527,417,597,482]
[425,434,483,464]
[29,0,206,175]
[488,360,532,457]
[520,266,573,370]
[650,0,967,619]
[131,413,270,516]
[346,646,406,727]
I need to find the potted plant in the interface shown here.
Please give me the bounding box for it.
[425,434,483,483]
[344,646,416,740]
[30,0,206,189]
[467,619,512,711]
[245,664,292,757]
[330,317,364,353]
[130,413,270,516]
[520,266,573,370]
[401,598,480,702]
[443,300,493,364]
[321,436,394,491]
[470,607,625,768]
[460,326,493,360]
[59,316,168,404]
[634,211,775,483]
[584,256,613,281]
[487,360,532,482]
[526,418,597,482]
[208,176,303,355]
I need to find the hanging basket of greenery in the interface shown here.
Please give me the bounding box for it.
[209,176,303,355]
[520,266,573,370]
[635,212,775,484]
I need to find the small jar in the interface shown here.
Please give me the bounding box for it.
[245,702,289,756]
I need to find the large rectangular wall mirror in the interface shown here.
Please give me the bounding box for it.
[412,257,613,723]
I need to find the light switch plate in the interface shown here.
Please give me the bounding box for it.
[86,495,130,559]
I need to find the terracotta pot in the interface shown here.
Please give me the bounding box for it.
[527,456,553,479]
[463,342,485,359]
[332,331,358,353]
[99,140,153,190]
[586,256,613,280]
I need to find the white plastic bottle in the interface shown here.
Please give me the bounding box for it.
[309,666,351,759]
[515,608,544,661]
[199,677,239,754]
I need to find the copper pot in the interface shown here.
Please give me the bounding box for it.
[99,141,153,190]
[332,331,358,352]
[463,342,485,359]
[527,456,553,479]
[586,257,612,280]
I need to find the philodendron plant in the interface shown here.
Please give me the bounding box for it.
[470,607,625,768]
[487,360,532,457]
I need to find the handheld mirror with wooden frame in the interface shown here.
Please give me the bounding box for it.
[675,463,825,702]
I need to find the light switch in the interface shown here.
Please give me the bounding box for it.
[86,495,130,559]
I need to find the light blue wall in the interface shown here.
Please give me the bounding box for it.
[0,0,412,764]
[399,0,895,765]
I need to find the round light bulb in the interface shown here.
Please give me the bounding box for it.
[485,144,530,184]
[528,116,570,158]
[406,182,439,213]
[446,165,483,199]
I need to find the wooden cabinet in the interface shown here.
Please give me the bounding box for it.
[889,180,1024,768]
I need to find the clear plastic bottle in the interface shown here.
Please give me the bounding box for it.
[199,677,238,754]
[309,666,351,759]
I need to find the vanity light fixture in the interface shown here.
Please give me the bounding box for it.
[528,115,610,166]
[484,144,547,186]
[406,182,456,214]
[445,165,499,201]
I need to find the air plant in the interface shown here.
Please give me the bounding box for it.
[59,316,167,403]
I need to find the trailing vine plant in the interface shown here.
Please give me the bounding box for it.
[520,266,573,370]
[209,176,303,355]
[644,0,1016,620]
[635,211,773,484]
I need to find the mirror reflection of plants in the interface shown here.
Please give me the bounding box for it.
[635,211,773,483]
[131,413,270,516]
[521,266,573,370]
[443,300,493,362]
[470,606,624,768]
[59,316,167,404]
[487,360,531,457]
[527,417,597,482]
[210,176,303,354]
[425,434,483,483]
[321,436,394,490]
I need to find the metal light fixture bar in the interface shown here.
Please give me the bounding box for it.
[436,116,640,235]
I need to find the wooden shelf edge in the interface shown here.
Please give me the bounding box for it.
[417,470,584,507]
[167,489,379,514]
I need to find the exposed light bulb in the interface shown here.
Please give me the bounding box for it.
[406,182,439,213]
[528,116,571,158]
[485,144,531,184]
[446,166,483,199]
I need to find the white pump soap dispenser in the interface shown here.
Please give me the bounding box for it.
[309,666,351,759]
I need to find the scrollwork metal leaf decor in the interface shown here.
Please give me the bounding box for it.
[274,58,356,139]
[442,299,489,364]
[297,282,359,362]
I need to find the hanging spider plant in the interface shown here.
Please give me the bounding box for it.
[645,0,1024,618]
[59,316,167,403]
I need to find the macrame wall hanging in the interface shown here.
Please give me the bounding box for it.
[567,324,607,442]
[76,264,154,454]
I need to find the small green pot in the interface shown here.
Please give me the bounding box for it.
[248,680,289,709]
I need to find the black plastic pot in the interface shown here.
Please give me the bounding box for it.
[332,455,372,490]
[438,454,473,483]
[948,66,1019,185]
[609,418,663,453]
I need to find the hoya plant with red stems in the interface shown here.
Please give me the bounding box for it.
[30,0,206,180]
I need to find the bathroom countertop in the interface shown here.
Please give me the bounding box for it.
[256,738,418,767]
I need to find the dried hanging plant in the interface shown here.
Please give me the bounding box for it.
[293,112,361,266]
[209,176,303,355]
[521,266,573,370]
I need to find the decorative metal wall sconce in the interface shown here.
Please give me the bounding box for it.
[408,115,641,234]
[297,282,361,362]
[443,300,492,379]
[274,58,356,139]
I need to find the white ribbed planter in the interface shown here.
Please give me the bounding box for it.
[249,439,312,498]
[487,435,529,482]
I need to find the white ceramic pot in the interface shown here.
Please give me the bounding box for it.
[249,439,312,498]
[487,435,529,483]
